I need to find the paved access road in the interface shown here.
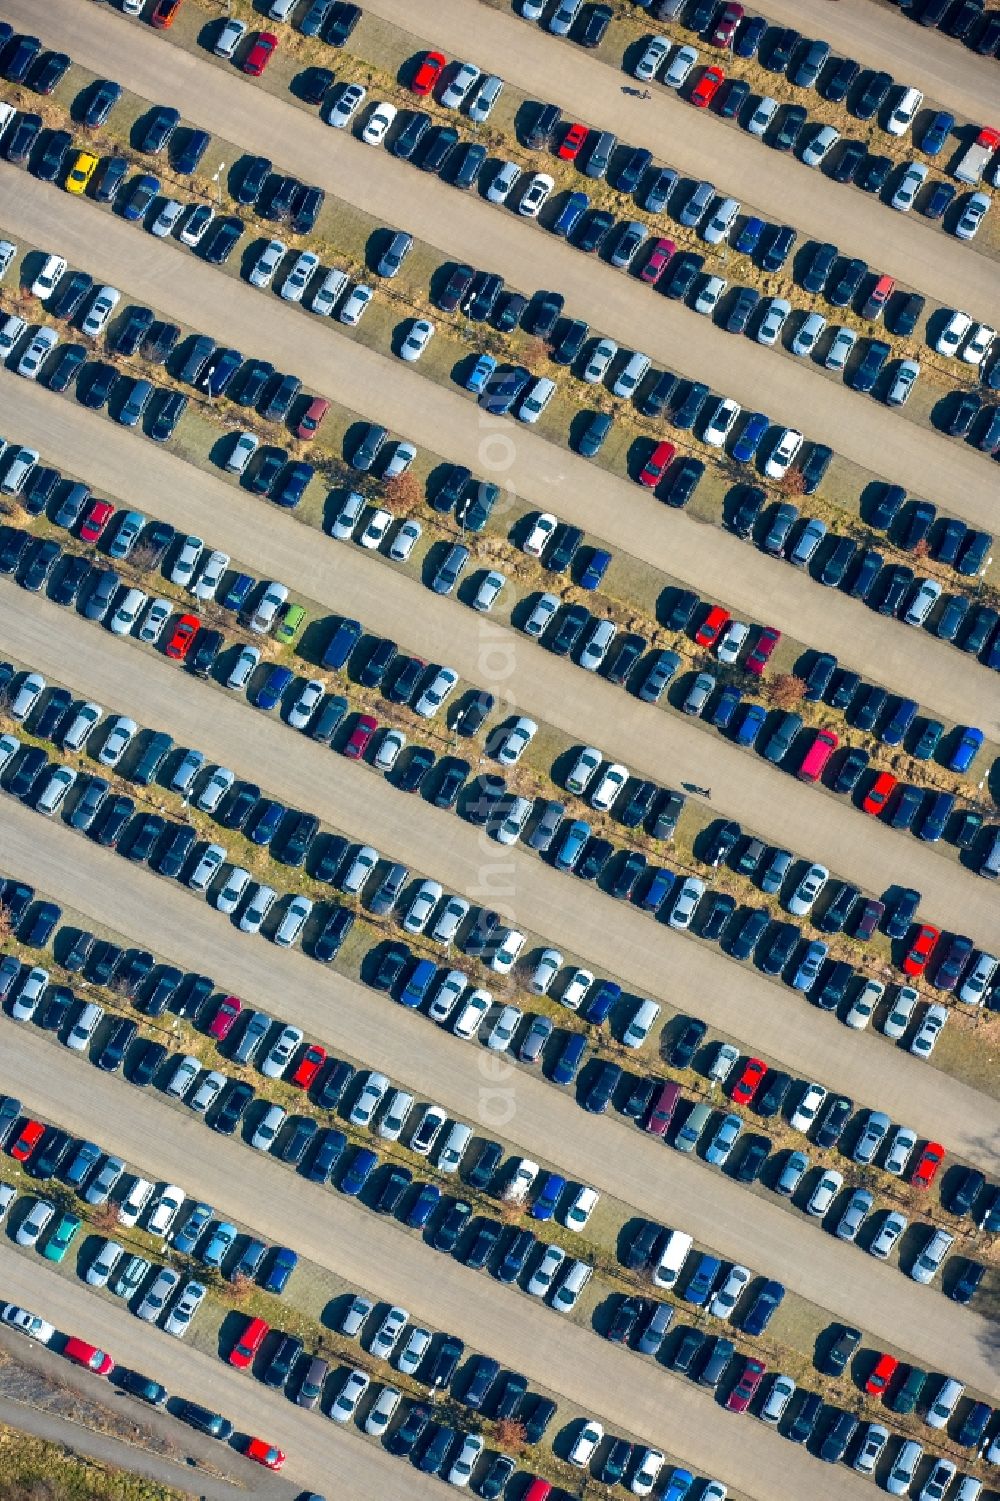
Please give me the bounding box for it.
[0,1018,967,1501]
[4,368,997,962]
[2,788,998,1406]
[3,577,998,1165]
[358,0,999,322]
[6,185,995,751]
[12,0,1000,532]
[740,0,1000,129]
[0,1254,429,1499]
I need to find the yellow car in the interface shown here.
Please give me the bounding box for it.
[65,150,98,195]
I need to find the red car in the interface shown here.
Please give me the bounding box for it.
[411,50,447,95]
[150,0,183,27]
[731,1058,767,1106]
[79,499,115,544]
[245,1438,285,1471]
[694,605,731,648]
[910,1141,944,1188]
[638,441,675,488]
[63,1337,114,1376]
[864,1353,899,1398]
[296,396,329,440]
[726,1357,766,1412]
[709,2,744,47]
[291,1044,326,1090]
[744,626,780,676]
[230,1317,269,1370]
[343,714,377,760]
[9,1119,44,1162]
[903,924,940,977]
[690,66,725,108]
[164,614,200,661]
[638,237,675,285]
[242,32,278,76]
[559,122,589,161]
[208,995,241,1041]
[862,772,897,817]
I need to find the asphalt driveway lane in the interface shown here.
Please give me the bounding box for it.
[7,0,1000,534]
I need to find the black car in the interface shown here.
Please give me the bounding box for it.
[823,1324,861,1377]
[734,1135,771,1183]
[851,69,893,121]
[94,1017,137,1073]
[136,105,179,155]
[141,321,181,365]
[770,104,807,151]
[671,1326,707,1375]
[786,1390,824,1444]
[77,363,119,411]
[148,391,188,442]
[3,112,42,166]
[234,155,271,207]
[723,285,760,334]
[173,128,211,176]
[813,1092,852,1149]
[262,1334,303,1391]
[1,34,42,84]
[323,2,361,45]
[888,291,925,338]
[820,54,859,103]
[855,153,892,194]
[202,216,244,265]
[29,50,70,96]
[91,793,135,847]
[436,263,475,314]
[799,444,832,495]
[27,1127,72,1179]
[849,338,891,393]
[760,224,796,272]
[33,129,72,183]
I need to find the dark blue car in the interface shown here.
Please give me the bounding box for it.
[731,411,769,464]
[577,548,611,590]
[120,173,159,221]
[529,1172,566,1221]
[261,1246,298,1294]
[549,1031,587,1086]
[400,958,436,1008]
[734,702,767,747]
[682,1253,721,1306]
[253,664,293,711]
[339,1146,378,1197]
[407,1181,441,1229]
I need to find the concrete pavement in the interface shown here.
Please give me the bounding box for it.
[0,1020,978,1498]
[1,782,998,1404]
[5,185,996,748]
[3,374,997,960]
[2,585,998,1163]
[10,0,1000,532]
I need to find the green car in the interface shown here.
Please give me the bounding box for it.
[42,1212,82,1263]
[274,603,305,645]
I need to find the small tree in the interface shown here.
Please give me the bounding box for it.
[779,467,807,497]
[223,1271,253,1303]
[768,673,807,709]
[0,902,13,948]
[520,337,550,373]
[493,1418,527,1451]
[90,1201,122,1236]
[382,471,423,513]
[911,537,930,560]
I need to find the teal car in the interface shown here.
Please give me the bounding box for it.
[42,1212,82,1263]
[465,353,496,395]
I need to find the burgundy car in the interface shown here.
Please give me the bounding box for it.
[710,2,744,47]
[745,626,780,676]
[726,1356,766,1412]
[343,714,377,760]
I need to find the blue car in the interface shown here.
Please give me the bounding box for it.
[731,411,769,464]
[120,173,159,222]
[733,216,766,256]
[711,683,743,730]
[222,572,255,612]
[949,725,983,774]
[529,1172,566,1221]
[465,353,496,395]
[551,190,589,238]
[920,110,954,155]
[734,702,767,747]
[584,979,621,1024]
[635,868,674,914]
[682,1254,721,1306]
[261,1246,298,1294]
[880,697,917,747]
[741,1278,785,1335]
[549,1032,587,1086]
[577,548,611,590]
[400,958,436,1009]
[339,1147,378,1197]
[407,1181,441,1229]
[253,664,293,711]
[791,940,828,992]
[662,1468,695,1501]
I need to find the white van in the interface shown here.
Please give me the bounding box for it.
[65,1001,103,1052]
[622,998,661,1048]
[118,1177,154,1228]
[437,1122,472,1174]
[652,1229,692,1290]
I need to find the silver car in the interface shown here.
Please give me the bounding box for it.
[164,1279,206,1337]
[835,1188,874,1242]
[349,1072,390,1128]
[328,1367,370,1423]
[136,1267,181,1323]
[368,1305,408,1361]
[251,1104,286,1151]
[249,239,287,289]
[668,877,704,930]
[868,1210,908,1260]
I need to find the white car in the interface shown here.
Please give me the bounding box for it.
[164,1279,206,1337]
[377,1090,413,1142]
[891,161,927,211]
[410,1105,447,1156]
[0,241,16,281]
[364,1386,400,1437]
[396,1327,430,1377]
[484,1004,521,1052]
[590,762,628,811]
[709,1263,752,1320]
[523,512,557,557]
[469,74,503,123]
[179,204,213,246]
[150,199,184,238]
[169,535,204,588]
[403,880,443,934]
[583,337,617,383]
[399,318,434,362]
[756,297,791,346]
[249,581,288,634]
[493,716,537,765]
[631,1449,665,1497]
[195,768,233,815]
[959,950,999,1005]
[441,62,481,109]
[191,549,228,601]
[634,35,669,81]
[97,715,138,767]
[358,507,392,549]
[430,896,470,946]
[188,843,226,892]
[281,250,320,303]
[716,621,748,664]
[429,971,468,1023]
[805,1169,843,1217]
[249,239,286,289]
[764,427,803,480]
[447,1432,485,1488]
[324,81,366,128]
[227,645,260,691]
[473,571,505,612]
[251,1104,286,1151]
[374,727,405,773]
[261,1025,303,1079]
[490,928,525,974]
[568,1421,604,1468]
[341,1295,374,1338]
[17,326,58,379]
[664,44,698,87]
[702,397,740,447]
[790,311,826,358]
[518,172,554,218]
[388,518,421,562]
[452,990,491,1039]
[139,597,172,644]
[824,326,857,371]
[668,877,704,930]
[350,1072,390,1128]
[330,1368,370,1423]
[369,1306,408,1361]
[845,979,884,1031]
[341,845,378,895]
[746,94,778,135]
[283,678,322,732]
[9,672,44,721]
[789,1082,827,1133]
[15,1200,54,1247]
[961,323,995,366]
[81,285,120,337]
[935,309,972,357]
[527,1244,566,1298]
[560,969,594,1011]
[801,123,839,167]
[107,588,148,636]
[566,745,602,794]
[383,440,416,478]
[530,949,562,995]
[693,275,726,316]
[146,1185,185,1238]
[339,284,373,325]
[883,1125,918,1176]
[30,253,67,300]
[563,1185,598,1230]
[786,862,828,917]
[213,17,247,56]
[910,1004,947,1059]
[486,160,521,204]
[0,1304,55,1344]
[61,701,102,751]
[187,1071,226,1115]
[414,666,458,717]
[361,101,397,146]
